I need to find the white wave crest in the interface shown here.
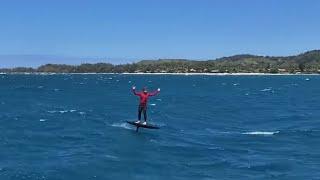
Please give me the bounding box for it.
[260,88,272,92]
[242,131,279,135]
[47,109,78,114]
[79,112,86,115]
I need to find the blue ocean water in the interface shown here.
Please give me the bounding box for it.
[0,74,319,180]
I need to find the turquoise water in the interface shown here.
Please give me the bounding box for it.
[0,74,319,179]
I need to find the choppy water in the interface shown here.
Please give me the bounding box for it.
[0,74,319,180]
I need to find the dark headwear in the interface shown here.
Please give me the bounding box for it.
[142,87,147,93]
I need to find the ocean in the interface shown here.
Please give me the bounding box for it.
[0,74,319,180]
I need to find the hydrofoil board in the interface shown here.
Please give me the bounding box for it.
[126,121,159,131]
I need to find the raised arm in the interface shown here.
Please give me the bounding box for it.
[132,86,139,96]
[149,88,160,96]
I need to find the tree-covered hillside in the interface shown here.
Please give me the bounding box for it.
[1,50,320,73]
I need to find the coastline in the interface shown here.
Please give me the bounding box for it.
[121,72,320,76]
[1,72,319,75]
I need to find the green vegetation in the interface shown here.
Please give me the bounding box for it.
[1,50,320,74]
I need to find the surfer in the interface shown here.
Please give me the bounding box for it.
[132,86,160,125]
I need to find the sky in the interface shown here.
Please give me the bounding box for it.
[0,0,319,67]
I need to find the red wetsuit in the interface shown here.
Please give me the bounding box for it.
[132,89,159,106]
[132,89,159,121]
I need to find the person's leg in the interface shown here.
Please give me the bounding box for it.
[138,105,142,121]
[143,106,147,122]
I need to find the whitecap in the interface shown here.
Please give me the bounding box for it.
[70,110,77,113]
[59,110,68,114]
[242,131,279,135]
[305,78,310,81]
[260,88,272,92]
[47,110,57,113]
[79,112,86,115]
[39,119,47,122]
[150,103,156,106]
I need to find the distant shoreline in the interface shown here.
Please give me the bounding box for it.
[122,72,319,76]
[1,50,320,74]
[1,72,319,76]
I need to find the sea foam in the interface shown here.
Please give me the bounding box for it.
[111,122,133,130]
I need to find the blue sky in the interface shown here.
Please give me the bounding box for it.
[0,0,319,66]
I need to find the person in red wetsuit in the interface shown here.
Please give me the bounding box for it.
[132,86,160,125]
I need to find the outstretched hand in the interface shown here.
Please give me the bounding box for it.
[157,88,160,92]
